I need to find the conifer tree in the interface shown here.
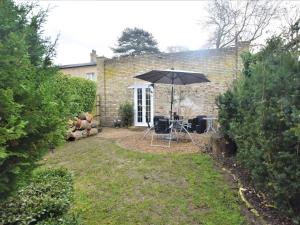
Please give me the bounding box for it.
[112,27,160,56]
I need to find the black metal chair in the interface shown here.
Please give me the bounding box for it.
[151,118,172,147]
[191,115,207,133]
[143,116,166,138]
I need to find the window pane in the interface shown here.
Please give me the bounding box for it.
[137,88,142,122]
[86,73,95,81]
[145,88,151,123]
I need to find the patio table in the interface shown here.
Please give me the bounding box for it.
[169,119,195,144]
[147,119,195,147]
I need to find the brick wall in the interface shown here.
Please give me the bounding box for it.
[97,44,248,126]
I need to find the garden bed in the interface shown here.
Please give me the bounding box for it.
[213,155,293,225]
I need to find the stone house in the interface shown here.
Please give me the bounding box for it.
[59,50,98,81]
[96,43,249,127]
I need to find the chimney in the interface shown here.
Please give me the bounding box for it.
[90,49,97,63]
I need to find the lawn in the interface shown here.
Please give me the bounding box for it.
[42,136,246,225]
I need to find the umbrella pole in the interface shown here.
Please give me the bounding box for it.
[170,84,174,119]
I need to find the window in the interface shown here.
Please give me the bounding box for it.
[137,88,143,122]
[145,88,151,123]
[86,72,96,81]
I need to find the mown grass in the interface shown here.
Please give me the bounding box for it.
[42,136,246,225]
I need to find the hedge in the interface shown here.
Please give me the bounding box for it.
[217,37,300,222]
[0,168,78,225]
[53,74,97,117]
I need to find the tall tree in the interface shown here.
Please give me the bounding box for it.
[0,0,68,197]
[112,27,160,56]
[280,4,300,49]
[204,0,281,49]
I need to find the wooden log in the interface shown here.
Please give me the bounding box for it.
[85,112,93,122]
[78,113,86,120]
[69,130,84,141]
[87,128,98,136]
[79,120,91,130]
[81,130,88,137]
[75,118,81,129]
[90,120,99,128]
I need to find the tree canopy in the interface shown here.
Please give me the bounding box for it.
[112,27,160,56]
[0,0,96,198]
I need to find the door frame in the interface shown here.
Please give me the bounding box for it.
[132,84,154,127]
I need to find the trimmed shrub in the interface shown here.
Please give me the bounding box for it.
[53,73,97,117]
[0,168,75,225]
[217,37,300,222]
[119,102,134,127]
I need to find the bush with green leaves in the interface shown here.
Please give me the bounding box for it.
[53,73,97,117]
[217,37,300,222]
[119,102,134,127]
[0,0,65,197]
[36,214,81,225]
[0,0,96,198]
[0,168,76,225]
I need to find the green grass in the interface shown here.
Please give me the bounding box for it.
[42,136,246,225]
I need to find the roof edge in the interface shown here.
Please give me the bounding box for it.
[58,62,96,69]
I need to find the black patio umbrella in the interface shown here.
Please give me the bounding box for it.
[134,68,210,119]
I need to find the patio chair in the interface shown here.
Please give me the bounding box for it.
[171,119,195,144]
[151,118,173,148]
[143,115,165,139]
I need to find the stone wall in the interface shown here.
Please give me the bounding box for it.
[97,44,249,126]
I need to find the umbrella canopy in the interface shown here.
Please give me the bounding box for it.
[134,69,209,85]
[134,69,210,119]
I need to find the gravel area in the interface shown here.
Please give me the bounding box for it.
[97,127,212,153]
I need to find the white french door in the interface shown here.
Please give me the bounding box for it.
[133,86,154,126]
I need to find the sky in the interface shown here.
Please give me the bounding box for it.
[36,1,298,65]
[38,1,211,65]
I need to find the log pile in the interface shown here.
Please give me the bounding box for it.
[66,112,99,141]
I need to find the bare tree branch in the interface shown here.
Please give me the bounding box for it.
[203,0,282,49]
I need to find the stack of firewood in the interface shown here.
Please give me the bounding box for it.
[66,112,99,141]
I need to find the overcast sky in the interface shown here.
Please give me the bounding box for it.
[37,1,298,65]
[36,1,213,65]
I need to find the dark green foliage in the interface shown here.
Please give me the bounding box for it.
[112,27,160,56]
[119,102,134,127]
[217,37,300,222]
[53,74,96,116]
[0,168,75,225]
[0,0,95,198]
[0,0,65,197]
[36,214,82,225]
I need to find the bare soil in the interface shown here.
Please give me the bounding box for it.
[96,127,211,153]
[212,155,293,225]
